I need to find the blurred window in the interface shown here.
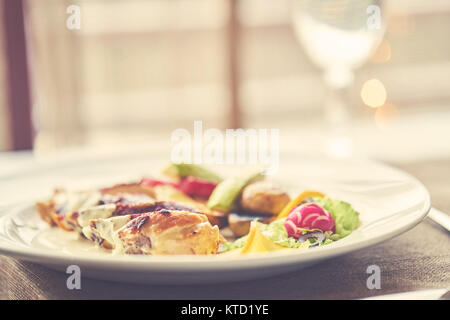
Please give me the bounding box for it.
[28,0,231,152]
[13,0,450,153]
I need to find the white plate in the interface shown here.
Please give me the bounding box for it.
[0,152,431,284]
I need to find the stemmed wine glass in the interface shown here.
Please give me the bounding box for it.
[292,0,386,155]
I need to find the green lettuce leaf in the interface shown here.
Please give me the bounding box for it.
[313,197,360,239]
[222,235,248,251]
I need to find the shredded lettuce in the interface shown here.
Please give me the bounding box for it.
[259,219,310,248]
[312,197,360,239]
[223,219,310,251]
[222,235,248,251]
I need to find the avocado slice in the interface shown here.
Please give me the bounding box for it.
[207,170,264,212]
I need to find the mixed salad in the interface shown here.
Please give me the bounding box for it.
[36,163,360,256]
[141,163,360,254]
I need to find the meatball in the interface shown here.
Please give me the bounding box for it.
[239,181,290,216]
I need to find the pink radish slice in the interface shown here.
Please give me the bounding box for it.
[284,203,335,238]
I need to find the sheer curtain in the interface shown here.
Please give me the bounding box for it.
[22,0,450,154]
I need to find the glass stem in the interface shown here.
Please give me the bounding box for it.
[323,68,354,157]
[323,68,354,127]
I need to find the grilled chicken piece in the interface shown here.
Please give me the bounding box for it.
[84,210,220,255]
[77,200,197,226]
[115,210,220,255]
[82,215,134,249]
[76,202,158,228]
[79,201,203,249]
[36,189,104,231]
[101,183,155,198]
[36,200,56,226]
[240,181,290,216]
[153,185,227,228]
[36,183,156,231]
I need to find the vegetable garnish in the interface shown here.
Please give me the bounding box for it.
[276,190,325,220]
[178,176,217,198]
[222,194,361,253]
[152,185,198,205]
[141,176,217,198]
[240,221,289,254]
[284,203,335,238]
[164,163,222,184]
[223,219,310,252]
[312,197,360,239]
[207,170,264,212]
[298,231,326,247]
[140,178,179,188]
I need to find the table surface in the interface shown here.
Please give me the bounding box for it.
[0,158,449,300]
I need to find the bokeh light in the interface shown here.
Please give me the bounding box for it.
[370,39,392,63]
[374,103,398,129]
[361,79,387,108]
